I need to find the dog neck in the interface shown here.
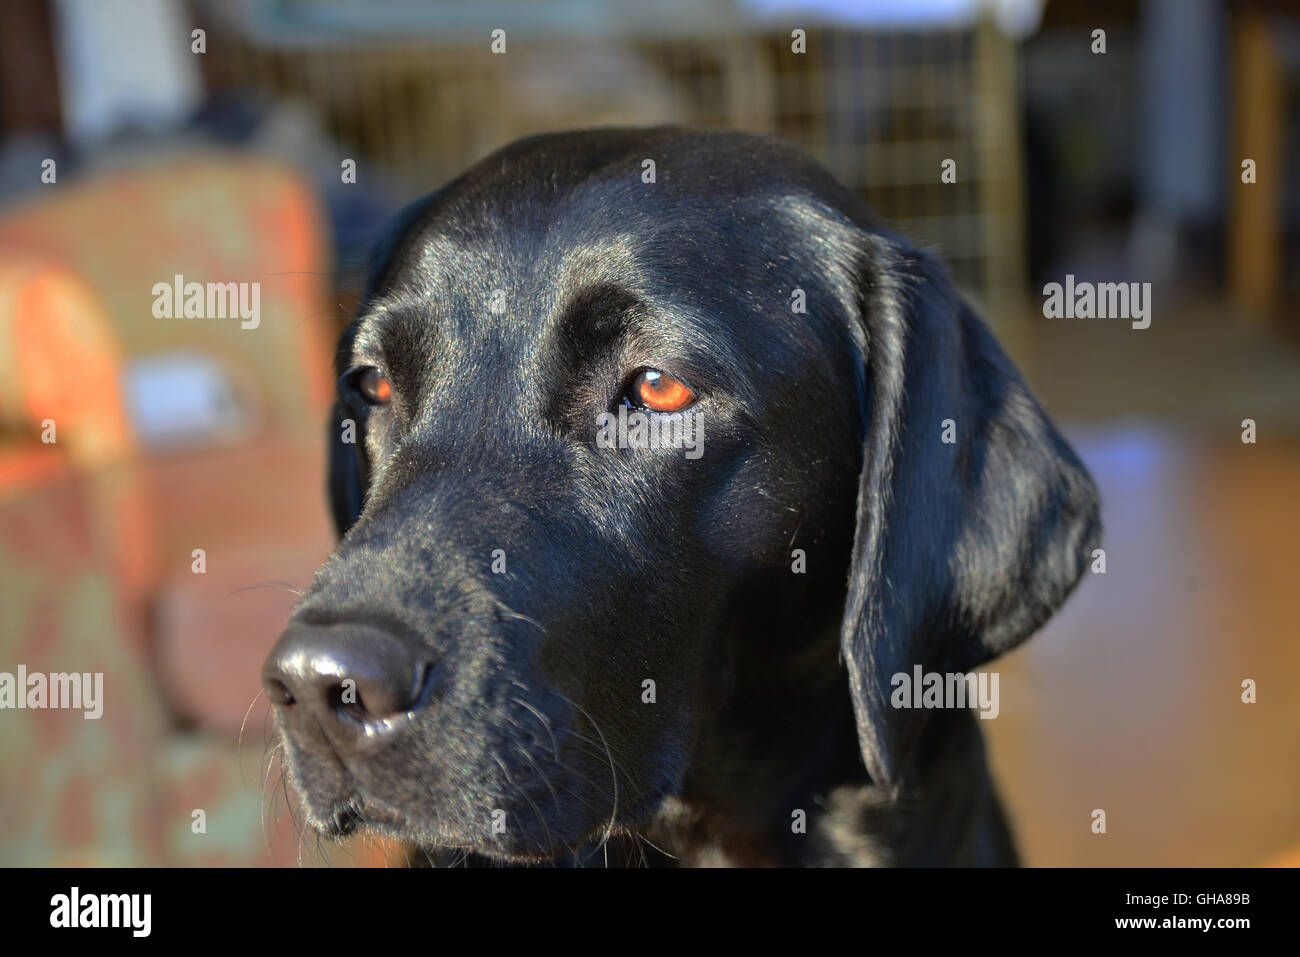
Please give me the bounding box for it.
[642,708,1016,866]
[640,614,1019,867]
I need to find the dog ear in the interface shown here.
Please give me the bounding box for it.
[327,401,365,538]
[322,192,436,540]
[841,241,1101,796]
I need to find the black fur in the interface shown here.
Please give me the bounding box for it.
[264,127,1101,866]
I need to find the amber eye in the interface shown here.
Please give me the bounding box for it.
[628,369,695,412]
[356,367,391,405]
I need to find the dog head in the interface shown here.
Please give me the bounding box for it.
[264,127,1099,862]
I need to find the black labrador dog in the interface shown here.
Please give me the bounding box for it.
[263,127,1100,866]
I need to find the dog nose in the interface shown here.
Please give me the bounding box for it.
[262,622,436,739]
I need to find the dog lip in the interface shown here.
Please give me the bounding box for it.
[332,803,364,836]
[322,797,417,842]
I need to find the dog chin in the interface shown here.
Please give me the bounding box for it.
[305,793,612,863]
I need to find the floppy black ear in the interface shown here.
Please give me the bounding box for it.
[842,240,1100,795]
[323,191,438,540]
[327,401,365,538]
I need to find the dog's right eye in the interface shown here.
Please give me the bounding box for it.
[344,366,392,406]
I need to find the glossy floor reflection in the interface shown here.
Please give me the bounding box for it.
[985,423,1300,866]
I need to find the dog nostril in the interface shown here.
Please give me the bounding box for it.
[326,662,432,723]
[265,678,296,706]
[328,682,371,722]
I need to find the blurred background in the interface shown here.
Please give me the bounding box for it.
[0,0,1297,867]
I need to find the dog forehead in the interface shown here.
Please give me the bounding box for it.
[356,225,656,353]
[350,137,871,387]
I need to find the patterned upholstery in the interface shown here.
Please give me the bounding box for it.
[0,160,372,866]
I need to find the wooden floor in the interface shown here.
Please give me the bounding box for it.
[984,300,1300,866]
